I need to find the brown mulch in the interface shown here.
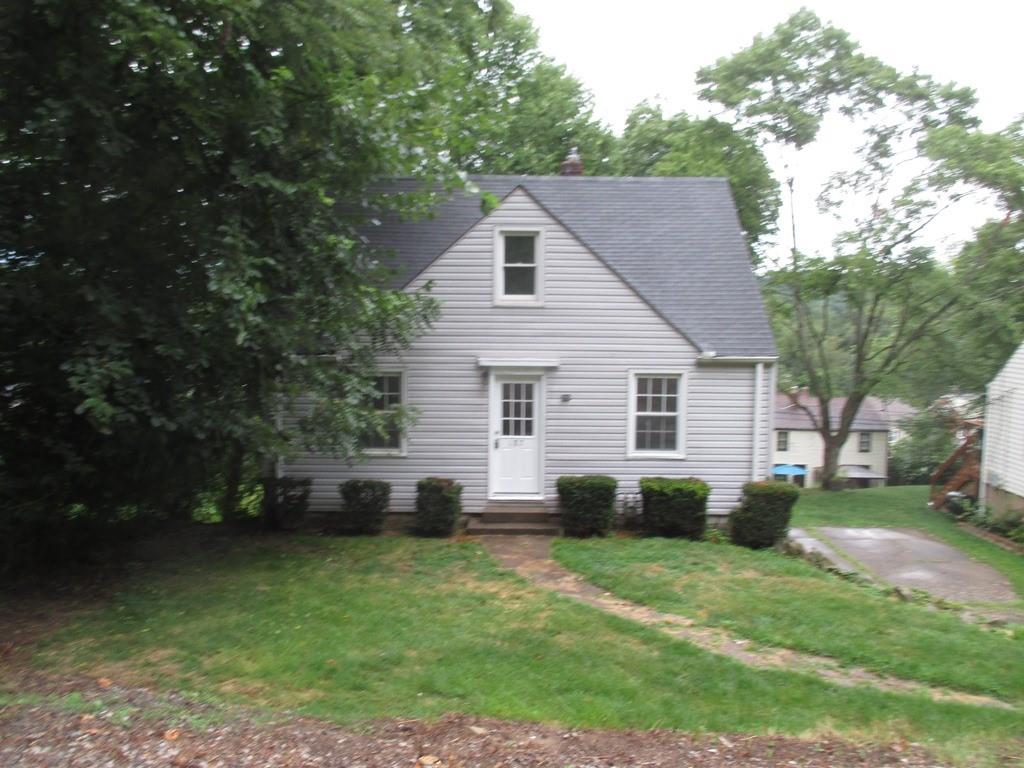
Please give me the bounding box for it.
[0,670,942,768]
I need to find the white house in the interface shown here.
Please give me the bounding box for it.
[980,340,1024,520]
[773,391,889,488]
[283,171,778,530]
[879,398,917,444]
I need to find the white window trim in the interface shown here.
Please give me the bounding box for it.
[361,370,408,457]
[493,227,544,307]
[777,430,789,452]
[626,370,687,459]
[858,431,872,453]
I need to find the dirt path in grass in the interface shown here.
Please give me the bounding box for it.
[479,536,1015,710]
[0,667,949,768]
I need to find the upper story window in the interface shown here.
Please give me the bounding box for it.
[776,430,789,452]
[858,431,872,452]
[627,372,686,459]
[495,230,543,305]
[359,373,406,455]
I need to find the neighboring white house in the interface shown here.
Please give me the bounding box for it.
[980,340,1024,520]
[773,391,889,488]
[282,171,778,525]
[879,398,917,444]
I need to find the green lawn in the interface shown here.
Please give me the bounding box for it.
[793,485,1024,600]
[23,535,1023,766]
[554,536,1024,702]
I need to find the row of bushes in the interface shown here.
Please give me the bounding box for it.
[270,473,798,548]
[557,475,798,549]
[266,476,462,537]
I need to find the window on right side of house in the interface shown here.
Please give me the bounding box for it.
[776,431,789,452]
[629,373,685,457]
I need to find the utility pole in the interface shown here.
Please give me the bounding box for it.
[786,172,797,260]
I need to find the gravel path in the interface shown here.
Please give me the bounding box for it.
[479,536,1014,710]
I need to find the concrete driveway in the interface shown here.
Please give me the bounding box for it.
[794,527,1017,604]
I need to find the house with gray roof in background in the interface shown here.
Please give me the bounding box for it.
[773,391,890,488]
[283,159,778,532]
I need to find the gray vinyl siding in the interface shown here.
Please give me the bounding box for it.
[283,189,773,517]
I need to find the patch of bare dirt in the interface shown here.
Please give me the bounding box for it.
[0,668,947,768]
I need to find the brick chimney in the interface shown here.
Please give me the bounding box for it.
[559,147,583,176]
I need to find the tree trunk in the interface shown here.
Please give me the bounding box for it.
[259,454,278,527]
[220,439,246,521]
[819,435,843,490]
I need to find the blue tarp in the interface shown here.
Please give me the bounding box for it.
[773,464,808,476]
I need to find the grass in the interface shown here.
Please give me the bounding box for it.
[22,534,1023,766]
[792,485,1024,600]
[554,536,1024,702]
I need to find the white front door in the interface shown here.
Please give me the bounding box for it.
[491,375,542,496]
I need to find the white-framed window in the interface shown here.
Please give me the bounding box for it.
[858,431,872,453]
[627,371,686,458]
[359,372,407,456]
[776,430,789,452]
[494,229,544,305]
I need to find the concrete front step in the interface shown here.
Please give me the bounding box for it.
[467,519,561,536]
[482,501,555,525]
[482,510,559,524]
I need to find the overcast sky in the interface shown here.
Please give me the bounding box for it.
[511,0,1023,264]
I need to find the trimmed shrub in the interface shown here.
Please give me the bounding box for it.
[556,475,618,537]
[266,477,311,531]
[338,480,391,535]
[639,477,710,539]
[414,477,462,537]
[729,481,800,549]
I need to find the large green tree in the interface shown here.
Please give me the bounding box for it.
[0,0,517,563]
[926,119,1024,390]
[443,6,615,176]
[616,103,780,257]
[698,10,978,487]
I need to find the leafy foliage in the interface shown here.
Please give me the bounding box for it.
[616,103,779,257]
[1,0,619,567]
[926,119,1024,390]
[265,478,311,531]
[728,481,799,549]
[697,8,976,153]
[699,10,979,487]
[457,60,616,175]
[556,475,617,538]
[338,479,391,535]
[888,410,958,486]
[414,477,462,537]
[638,477,709,539]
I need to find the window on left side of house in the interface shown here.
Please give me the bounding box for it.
[359,373,403,452]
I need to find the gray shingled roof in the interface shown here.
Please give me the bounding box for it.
[775,392,890,432]
[361,175,777,357]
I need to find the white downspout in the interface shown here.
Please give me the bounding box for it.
[768,363,777,478]
[752,362,764,481]
[979,382,990,510]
